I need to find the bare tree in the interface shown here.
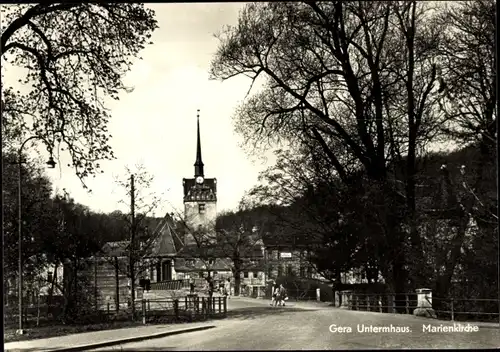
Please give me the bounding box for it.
[112,164,163,319]
[1,4,158,184]
[210,1,447,292]
[215,205,271,296]
[437,0,496,149]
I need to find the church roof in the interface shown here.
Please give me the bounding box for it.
[183,178,217,201]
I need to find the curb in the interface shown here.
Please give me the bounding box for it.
[45,325,216,352]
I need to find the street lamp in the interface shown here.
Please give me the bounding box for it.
[17,136,56,335]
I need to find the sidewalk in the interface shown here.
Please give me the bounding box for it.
[4,322,215,352]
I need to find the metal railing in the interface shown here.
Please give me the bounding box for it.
[342,292,418,314]
[341,292,500,322]
[433,297,500,322]
[285,288,318,301]
[149,279,189,291]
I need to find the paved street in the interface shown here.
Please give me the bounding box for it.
[91,297,500,350]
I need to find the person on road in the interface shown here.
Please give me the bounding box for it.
[273,286,281,307]
[207,276,214,299]
[275,284,287,307]
[189,277,195,294]
[224,278,231,299]
[269,280,277,306]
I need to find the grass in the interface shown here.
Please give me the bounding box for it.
[4,320,146,343]
[4,309,226,343]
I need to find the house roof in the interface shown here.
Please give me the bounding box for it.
[174,257,232,272]
[177,242,264,259]
[147,214,185,257]
[101,241,129,257]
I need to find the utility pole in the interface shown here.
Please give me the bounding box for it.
[129,174,136,320]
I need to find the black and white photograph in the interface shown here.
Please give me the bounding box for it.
[1,1,498,350]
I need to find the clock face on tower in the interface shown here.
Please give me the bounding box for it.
[196,176,204,184]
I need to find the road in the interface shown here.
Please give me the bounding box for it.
[91,297,500,350]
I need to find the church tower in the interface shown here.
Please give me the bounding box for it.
[183,110,217,245]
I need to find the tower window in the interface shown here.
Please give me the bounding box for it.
[199,204,205,213]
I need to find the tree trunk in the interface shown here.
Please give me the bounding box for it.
[114,257,119,312]
[233,267,241,296]
[47,263,58,317]
[130,262,136,320]
[73,259,78,313]
[435,219,469,298]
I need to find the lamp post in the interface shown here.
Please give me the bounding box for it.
[17,136,56,335]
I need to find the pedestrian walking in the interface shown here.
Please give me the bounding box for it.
[269,280,276,306]
[224,278,231,299]
[273,286,281,307]
[275,284,287,307]
[207,276,214,299]
[189,277,195,295]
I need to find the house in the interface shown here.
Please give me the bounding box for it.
[93,111,267,302]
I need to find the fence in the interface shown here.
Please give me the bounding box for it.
[4,295,227,328]
[141,296,227,323]
[4,300,114,328]
[285,288,320,301]
[149,279,189,291]
[433,297,499,322]
[341,292,418,314]
[340,291,500,322]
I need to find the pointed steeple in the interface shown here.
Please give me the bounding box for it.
[194,109,204,177]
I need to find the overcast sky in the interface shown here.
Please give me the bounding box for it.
[4,3,276,216]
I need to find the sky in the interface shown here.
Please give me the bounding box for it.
[3,3,276,216]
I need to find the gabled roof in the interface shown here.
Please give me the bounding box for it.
[147,214,184,257]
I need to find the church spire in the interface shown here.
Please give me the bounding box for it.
[194,109,204,177]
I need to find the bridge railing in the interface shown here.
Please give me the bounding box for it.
[339,291,500,323]
[150,279,190,291]
[340,292,418,314]
[432,297,499,322]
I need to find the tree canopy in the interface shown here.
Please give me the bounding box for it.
[1,4,158,183]
[211,1,496,294]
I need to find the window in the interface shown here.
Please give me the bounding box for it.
[199,204,206,214]
[286,264,293,276]
[267,266,272,278]
[253,271,259,279]
[47,271,53,283]
[277,265,283,277]
[299,266,306,278]
[243,271,249,278]
[199,271,204,278]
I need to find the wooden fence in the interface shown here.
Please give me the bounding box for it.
[4,295,227,328]
[140,296,227,323]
